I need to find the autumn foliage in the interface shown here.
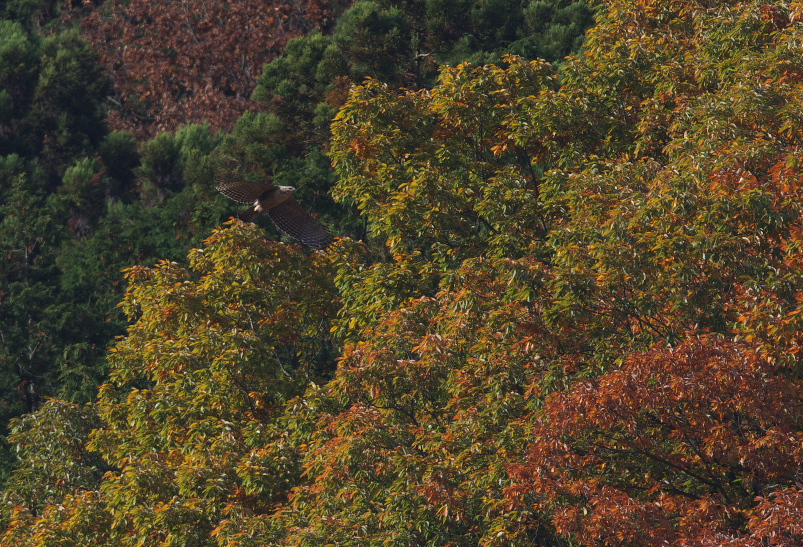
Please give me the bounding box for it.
[508,339,803,546]
[3,0,803,546]
[70,0,343,136]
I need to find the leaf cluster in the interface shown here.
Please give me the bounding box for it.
[66,0,346,137]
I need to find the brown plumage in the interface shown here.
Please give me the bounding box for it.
[216,178,332,250]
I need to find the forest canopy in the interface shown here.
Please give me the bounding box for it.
[1,0,803,546]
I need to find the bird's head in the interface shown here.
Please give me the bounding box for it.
[278,186,296,195]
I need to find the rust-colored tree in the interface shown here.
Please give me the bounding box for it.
[68,0,343,137]
[507,338,803,546]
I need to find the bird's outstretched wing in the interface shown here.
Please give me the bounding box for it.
[238,206,261,223]
[216,178,274,204]
[268,197,332,250]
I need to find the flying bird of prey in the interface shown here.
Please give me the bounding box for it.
[216,176,332,250]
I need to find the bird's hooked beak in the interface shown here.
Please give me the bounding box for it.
[278,185,296,194]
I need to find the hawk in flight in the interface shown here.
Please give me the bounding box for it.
[216,177,332,250]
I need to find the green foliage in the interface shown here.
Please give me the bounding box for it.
[253,32,349,147]
[1,0,61,31]
[0,402,111,547]
[1,400,106,518]
[336,1,414,85]
[97,131,139,198]
[61,157,107,228]
[2,223,340,545]
[0,158,65,478]
[0,27,110,184]
[0,20,40,157]
[0,162,62,399]
[515,0,597,61]
[0,114,220,479]
[53,123,235,402]
[31,29,109,174]
[138,122,219,199]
